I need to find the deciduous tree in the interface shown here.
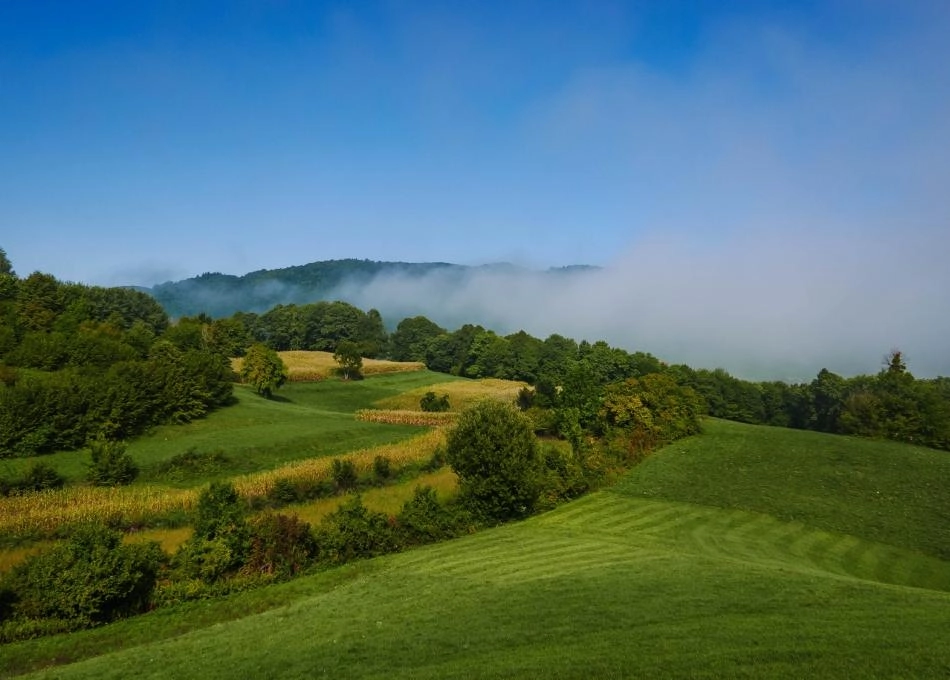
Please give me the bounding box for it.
[446,400,542,521]
[240,343,288,398]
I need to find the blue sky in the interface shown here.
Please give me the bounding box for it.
[2,1,949,376]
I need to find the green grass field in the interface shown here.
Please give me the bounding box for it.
[0,370,460,486]
[4,419,948,678]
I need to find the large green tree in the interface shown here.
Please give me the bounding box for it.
[240,343,288,398]
[446,400,542,522]
[333,340,363,380]
[389,315,444,362]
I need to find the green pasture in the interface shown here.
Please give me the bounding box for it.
[0,371,460,487]
[616,418,950,560]
[4,419,949,678]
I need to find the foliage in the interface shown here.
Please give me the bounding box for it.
[0,524,163,628]
[396,485,469,545]
[333,339,364,380]
[244,512,317,578]
[313,495,399,565]
[389,315,445,362]
[21,461,66,492]
[331,458,358,491]
[536,444,590,509]
[239,343,288,398]
[1,461,66,496]
[419,391,450,412]
[598,373,704,448]
[446,400,542,521]
[149,448,231,481]
[86,438,139,486]
[174,482,249,583]
[0,267,231,456]
[372,455,392,481]
[0,246,14,276]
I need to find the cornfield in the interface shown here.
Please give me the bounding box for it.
[355,409,457,427]
[372,378,526,411]
[0,430,446,540]
[0,485,201,539]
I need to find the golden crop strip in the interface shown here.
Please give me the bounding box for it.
[372,378,526,411]
[355,409,457,427]
[0,430,446,539]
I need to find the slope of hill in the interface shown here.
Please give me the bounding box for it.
[5,420,949,678]
[147,259,600,318]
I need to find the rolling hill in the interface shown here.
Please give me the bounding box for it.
[5,419,949,678]
[147,259,599,319]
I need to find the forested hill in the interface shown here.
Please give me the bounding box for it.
[148,260,599,318]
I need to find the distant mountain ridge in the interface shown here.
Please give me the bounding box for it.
[147,259,599,318]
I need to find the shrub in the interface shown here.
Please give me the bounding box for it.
[86,438,138,486]
[314,495,399,565]
[397,485,469,545]
[20,461,66,492]
[423,444,447,472]
[446,400,542,522]
[266,477,302,506]
[331,458,358,491]
[150,448,230,481]
[173,481,249,583]
[537,444,590,509]
[0,524,163,627]
[372,455,392,482]
[420,391,450,412]
[0,461,65,496]
[244,512,317,578]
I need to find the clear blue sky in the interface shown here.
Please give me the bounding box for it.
[2,1,949,376]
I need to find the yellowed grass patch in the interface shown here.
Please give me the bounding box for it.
[0,540,59,575]
[232,350,425,382]
[124,526,194,554]
[373,378,527,411]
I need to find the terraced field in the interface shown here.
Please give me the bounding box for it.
[4,420,949,678]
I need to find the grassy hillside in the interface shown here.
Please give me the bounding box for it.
[0,369,457,485]
[615,419,950,560]
[4,420,949,678]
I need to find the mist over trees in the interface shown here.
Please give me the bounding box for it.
[2,245,948,457]
[199,292,950,452]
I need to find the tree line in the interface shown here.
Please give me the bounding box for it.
[0,252,234,457]
[205,297,950,452]
[3,242,947,456]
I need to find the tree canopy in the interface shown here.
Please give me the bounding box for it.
[240,344,288,398]
[447,400,542,522]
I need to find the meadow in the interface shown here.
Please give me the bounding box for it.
[4,419,948,678]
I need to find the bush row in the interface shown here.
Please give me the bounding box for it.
[0,482,472,641]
